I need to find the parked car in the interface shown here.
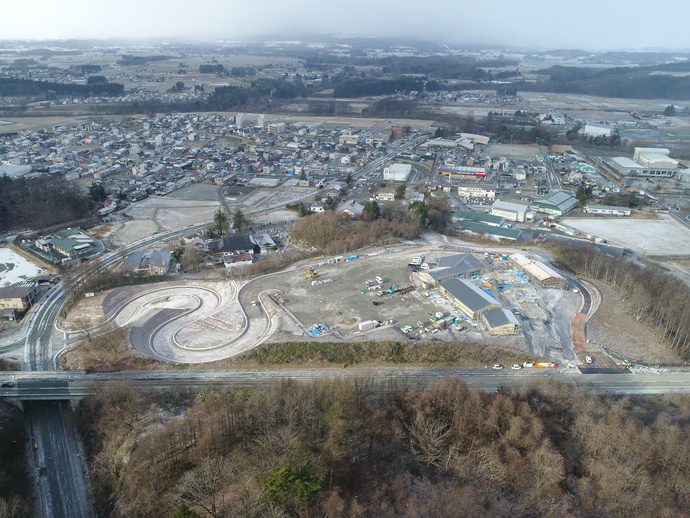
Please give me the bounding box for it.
[511,364,522,370]
[492,364,504,370]
[585,355,593,364]
[1,382,15,388]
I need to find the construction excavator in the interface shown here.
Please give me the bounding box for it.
[304,266,320,279]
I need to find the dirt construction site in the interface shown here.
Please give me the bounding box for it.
[63,237,584,365]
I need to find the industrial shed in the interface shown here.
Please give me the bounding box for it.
[452,210,503,227]
[439,278,501,320]
[248,177,283,187]
[530,191,578,216]
[481,307,522,335]
[382,163,412,182]
[584,205,631,216]
[457,221,523,242]
[509,253,566,289]
[491,200,530,222]
[417,253,484,286]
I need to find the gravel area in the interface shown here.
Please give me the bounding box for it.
[586,282,680,364]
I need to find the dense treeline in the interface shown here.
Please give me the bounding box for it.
[362,99,418,117]
[305,54,516,80]
[434,113,558,146]
[199,64,225,74]
[290,197,452,253]
[521,63,690,100]
[242,340,532,367]
[333,78,424,98]
[290,211,421,254]
[117,55,175,66]
[0,77,124,97]
[0,402,31,517]
[0,174,93,232]
[550,244,690,357]
[77,379,690,518]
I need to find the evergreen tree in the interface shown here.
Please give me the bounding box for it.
[89,183,107,202]
[213,208,229,235]
[363,201,381,221]
[232,209,248,233]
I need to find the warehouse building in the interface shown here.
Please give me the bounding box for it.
[609,157,644,176]
[509,253,566,289]
[530,191,578,216]
[584,205,631,216]
[417,253,484,286]
[382,163,412,182]
[439,278,501,320]
[609,148,678,178]
[0,164,32,179]
[491,200,530,222]
[248,177,283,187]
[452,210,503,227]
[457,221,523,242]
[438,165,487,179]
[456,183,497,201]
[460,133,490,145]
[481,307,522,335]
[580,122,613,137]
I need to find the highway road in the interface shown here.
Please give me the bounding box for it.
[543,153,561,190]
[26,400,93,518]
[4,369,690,397]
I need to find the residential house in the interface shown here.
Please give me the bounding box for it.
[336,199,365,217]
[123,249,173,276]
[212,234,261,256]
[0,282,38,311]
[223,252,254,268]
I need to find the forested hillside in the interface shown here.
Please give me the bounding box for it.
[78,379,690,518]
[0,174,93,232]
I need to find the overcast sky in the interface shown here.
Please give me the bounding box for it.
[3,0,689,51]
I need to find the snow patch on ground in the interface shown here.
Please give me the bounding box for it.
[0,247,42,286]
[561,214,690,255]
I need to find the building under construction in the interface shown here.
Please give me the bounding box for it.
[509,253,566,289]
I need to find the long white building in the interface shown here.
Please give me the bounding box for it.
[383,163,412,182]
[491,200,529,222]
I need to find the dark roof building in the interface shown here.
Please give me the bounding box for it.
[530,191,578,216]
[456,221,523,242]
[211,233,261,255]
[0,283,38,310]
[482,307,522,335]
[439,278,501,320]
[123,249,173,276]
[452,210,503,227]
[418,253,484,286]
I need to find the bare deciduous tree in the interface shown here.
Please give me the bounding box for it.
[173,457,233,518]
